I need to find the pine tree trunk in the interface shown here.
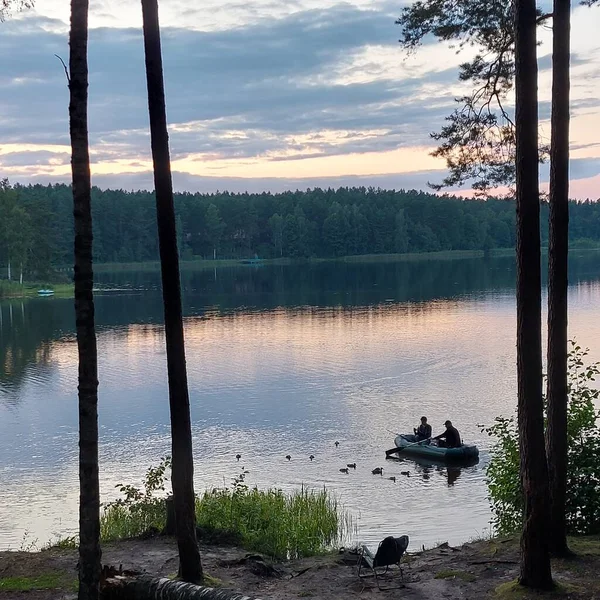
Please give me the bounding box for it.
[546,0,571,558]
[514,0,553,589]
[141,0,203,584]
[69,1,102,599]
[7,259,11,280]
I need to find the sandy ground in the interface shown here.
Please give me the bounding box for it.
[1,535,600,599]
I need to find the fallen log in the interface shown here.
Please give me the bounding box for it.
[100,574,264,600]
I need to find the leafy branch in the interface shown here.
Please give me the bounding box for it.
[396,0,592,194]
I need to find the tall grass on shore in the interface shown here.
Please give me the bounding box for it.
[100,502,166,542]
[196,484,350,559]
[98,460,351,559]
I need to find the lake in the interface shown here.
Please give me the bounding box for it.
[1,253,600,552]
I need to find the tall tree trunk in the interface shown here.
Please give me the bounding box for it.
[546,0,571,558]
[69,1,101,599]
[141,0,203,584]
[514,0,553,589]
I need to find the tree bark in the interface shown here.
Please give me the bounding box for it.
[69,1,101,599]
[141,0,203,583]
[514,0,553,589]
[546,0,571,558]
[101,575,262,600]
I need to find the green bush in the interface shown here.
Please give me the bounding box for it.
[196,474,348,559]
[101,457,171,541]
[100,459,351,559]
[484,341,600,535]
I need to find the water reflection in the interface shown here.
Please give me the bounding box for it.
[386,454,478,488]
[1,255,600,550]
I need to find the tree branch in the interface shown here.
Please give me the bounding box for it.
[54,54,71,86]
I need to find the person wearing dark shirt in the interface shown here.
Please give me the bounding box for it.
[434,420,462,448]
[414,416,432,442]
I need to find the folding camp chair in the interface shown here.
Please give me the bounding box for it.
[357,535,409,590]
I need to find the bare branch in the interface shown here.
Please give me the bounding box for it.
[54,54,71,86]
[536,12,553,24]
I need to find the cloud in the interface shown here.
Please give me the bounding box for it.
[6,167,445,194]
[0,150,70,167]
[1,1,600,198]
[0,5,463,169]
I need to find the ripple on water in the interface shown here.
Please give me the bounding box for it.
[1,276,600,550]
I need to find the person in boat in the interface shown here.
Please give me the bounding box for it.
[414,416,432,442]
[433,420,462,448]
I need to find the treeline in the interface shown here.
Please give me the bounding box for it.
[1,181,600,276]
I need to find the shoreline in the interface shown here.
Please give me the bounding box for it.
[2,249,507,300]
[1,535,599,599]
[93,248,515,273]
[2,246,599,300]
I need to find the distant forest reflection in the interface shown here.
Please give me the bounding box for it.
[2,253,600,400]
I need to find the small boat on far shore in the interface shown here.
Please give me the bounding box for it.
[241,258,264,266]
[386,434,479,464]
[37,289,55,296]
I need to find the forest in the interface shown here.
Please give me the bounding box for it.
[1,180,600,277]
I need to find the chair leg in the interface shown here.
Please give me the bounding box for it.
[373,565,405,591]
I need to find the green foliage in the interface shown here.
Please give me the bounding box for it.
[396,0,520,192]
[100,459,350,559]
[395,1,600,193]
[483,415,522,534]
[483,341,600,535]
[48,535,78,549]
[0,280,23,297]
[196,474,349,559]
[101,456,172,541]
[3,182,600,269]
[434,570,477,582]
[0,572,75,592]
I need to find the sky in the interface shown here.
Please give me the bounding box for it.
[1,0,600,197]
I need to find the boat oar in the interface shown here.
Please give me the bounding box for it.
[385,437,432,457]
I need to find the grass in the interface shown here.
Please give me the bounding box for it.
[495,580,580,598]
[0,572,77,592]
[340,248,514,262]
[195,486,351,559]
[568,536,600,556]
[100,502,166,542]
[0,280,73,299]
[99,485,351,560]
[93,248,517,273]
[46,535,78,550]
[435,569,477,582]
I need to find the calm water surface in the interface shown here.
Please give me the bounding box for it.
[1,254,600,551]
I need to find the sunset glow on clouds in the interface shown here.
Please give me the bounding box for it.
[1,0,600,197]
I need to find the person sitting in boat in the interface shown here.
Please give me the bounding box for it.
[433,420,462,448]
[414,416,432,442]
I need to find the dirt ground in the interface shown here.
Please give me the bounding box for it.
[1,535,600,599]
